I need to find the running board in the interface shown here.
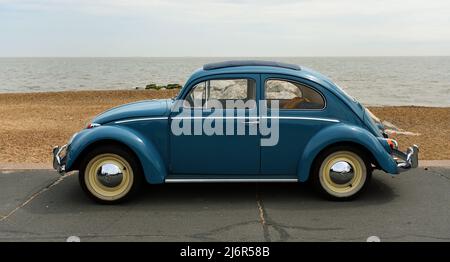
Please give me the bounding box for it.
[164,178,298,183]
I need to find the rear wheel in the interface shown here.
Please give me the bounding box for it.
[311,146,371,200]
[79,145,143,204]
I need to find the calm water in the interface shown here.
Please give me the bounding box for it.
[0,57,449,106]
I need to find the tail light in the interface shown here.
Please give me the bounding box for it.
[86,123,100,129]
[386,139,398,150]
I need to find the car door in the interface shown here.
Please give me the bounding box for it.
[260,74,330,175]
[169,74,261,175]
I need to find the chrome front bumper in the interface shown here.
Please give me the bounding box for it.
[392,145,419,173]
[52,144,67,175]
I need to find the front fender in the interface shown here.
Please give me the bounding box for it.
[297,124,398,182]
[66,125,167,184]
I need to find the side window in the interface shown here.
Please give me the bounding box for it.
[184,79,256,109]
[265,79,325,109]
[208,79,255,101]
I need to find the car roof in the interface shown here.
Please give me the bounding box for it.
[203,60,301,71]
[187,60,327,86]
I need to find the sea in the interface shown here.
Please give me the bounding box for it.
[0,57,449,107]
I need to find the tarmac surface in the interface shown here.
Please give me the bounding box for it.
[0,167,449,242]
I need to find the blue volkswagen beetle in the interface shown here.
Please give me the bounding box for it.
[53,60,418,203]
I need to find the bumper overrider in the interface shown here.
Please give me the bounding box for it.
[52,144,67,175]
[392,144,419,173]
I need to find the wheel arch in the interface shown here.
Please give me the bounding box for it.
[310,141,378,172]
[65,126,167,184]
[296,124,398,182]
[70,139,141,173]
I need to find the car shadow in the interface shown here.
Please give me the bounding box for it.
[141,176,396,208]
[30,170,398,214]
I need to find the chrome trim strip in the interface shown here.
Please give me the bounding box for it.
[172,116,258,120]
[115,117,168,124]
[171,116,339,123]
[165,178,298,183]
[261,116,340,123]
[115,116,338,123]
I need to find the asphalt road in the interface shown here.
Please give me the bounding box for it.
[0,167,449,242]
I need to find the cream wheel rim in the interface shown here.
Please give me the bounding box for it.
[319,151,366,197]
[85,153,134,201]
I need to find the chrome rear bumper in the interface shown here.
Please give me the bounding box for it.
[52,144,67,175]
[392,145,419,173]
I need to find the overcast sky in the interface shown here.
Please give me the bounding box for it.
[1,0,449,57]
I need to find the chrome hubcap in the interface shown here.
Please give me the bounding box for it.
[96,163,124,188]
[329,161,354,185]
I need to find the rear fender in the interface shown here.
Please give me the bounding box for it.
[297,124,398,182]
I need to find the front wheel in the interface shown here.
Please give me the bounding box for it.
[311,146,372,201]
[79,145,143,204]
